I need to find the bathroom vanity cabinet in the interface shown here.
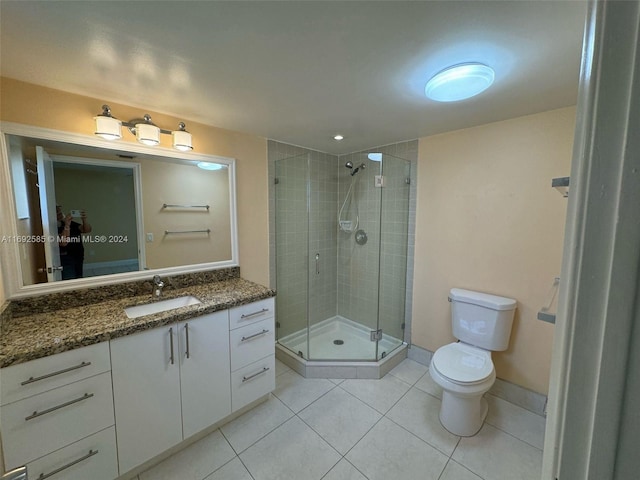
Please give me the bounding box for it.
[0,342,118,480]
[111,311,231,473]
[0,297,275,479]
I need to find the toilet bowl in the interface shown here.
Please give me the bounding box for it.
[429,342,496,436]
[429,288,516,437]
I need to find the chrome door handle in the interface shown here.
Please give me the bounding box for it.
[37,449,98,479]
[241,329,270,342]
[21,361,91,386]
[169,327,175,365]
[242,367,270,383]
[185,323,190,359]
[315,253,320,274]
[37,266,64,274]
[25,393,94,421]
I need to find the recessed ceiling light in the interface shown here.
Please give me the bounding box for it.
[334,134,344,141]
[425,63,495,102]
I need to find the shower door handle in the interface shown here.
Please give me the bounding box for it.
[315,253,320,275]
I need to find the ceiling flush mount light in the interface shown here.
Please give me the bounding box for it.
[425,63,495,102]
[94,105,193,151]
[196,162,224,170]
[334,134,344,141]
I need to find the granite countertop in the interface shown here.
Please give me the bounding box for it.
[0,277,275,369]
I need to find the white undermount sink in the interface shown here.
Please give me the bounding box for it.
[125,295,202,319]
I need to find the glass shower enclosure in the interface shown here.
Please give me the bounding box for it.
[275,151,411,362]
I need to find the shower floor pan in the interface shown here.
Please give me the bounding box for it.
[276,316,407,379]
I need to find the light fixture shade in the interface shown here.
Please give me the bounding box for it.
[425,63,495,102]
[94,115,122,140]
[172,129,193,151]
[136,122,161,146]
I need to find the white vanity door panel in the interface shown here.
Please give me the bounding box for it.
[179,312,231,439]
[0,371,114,470]
[26,426,118,480]
[230,317,275,371]
[229,298,275,330]
[1,342,111,405]
[110,326,182,474]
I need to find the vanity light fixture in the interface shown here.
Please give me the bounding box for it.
[425,63,495,102]
[94,105,193,151]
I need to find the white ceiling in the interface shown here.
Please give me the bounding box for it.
[0,1,587,155]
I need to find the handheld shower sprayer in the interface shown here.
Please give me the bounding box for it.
[350,163,366,176]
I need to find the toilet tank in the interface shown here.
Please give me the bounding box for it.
[449,288,517,351]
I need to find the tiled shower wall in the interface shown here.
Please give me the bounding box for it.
[269,139,417,344]
[337,141,418,342]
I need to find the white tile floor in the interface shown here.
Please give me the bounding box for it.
[136,359,545,480]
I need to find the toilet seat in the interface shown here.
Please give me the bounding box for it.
[432,342,494,385]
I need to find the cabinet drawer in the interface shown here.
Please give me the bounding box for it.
[231,355,275,412]
[26,426,118,480]
[1,371,115,469]
[229,298,275,330]
[230,318,275,371]
[1,342,111,406]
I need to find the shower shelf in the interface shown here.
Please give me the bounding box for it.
[552,176,570,197]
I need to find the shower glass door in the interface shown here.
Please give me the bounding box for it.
[377,153,411,356]
[275,153,309,358]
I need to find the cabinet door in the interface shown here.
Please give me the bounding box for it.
[110,327,182,474]
[179,312,231,439]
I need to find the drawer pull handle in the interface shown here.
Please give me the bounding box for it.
[242,367,270,383]
[25,393,94,421]
[240,308,269,319]
[21,361,92,386]
[37,449,99,479]
[241,329,270,342]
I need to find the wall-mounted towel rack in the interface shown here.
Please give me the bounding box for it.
[162,203,210,210]
[552,177,570,197]
[164,229,211,235]
[538,277,560,324]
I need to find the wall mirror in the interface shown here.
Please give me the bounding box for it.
[0,122,238,298]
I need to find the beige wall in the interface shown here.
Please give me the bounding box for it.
[413,106,575,394]
[0,77,270,291]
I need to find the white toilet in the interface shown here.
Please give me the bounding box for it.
[429,288,516,436]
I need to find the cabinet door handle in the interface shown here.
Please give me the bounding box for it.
[242,367,270,383]
[241,329,270,342]
[20,361,92,386]
[36,449,98,479]
[169,327,175,365]
[185,323,190,359]
[240,308,269,319]
[25,393,94,421]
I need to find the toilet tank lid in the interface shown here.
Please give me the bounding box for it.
[449,288,516,311]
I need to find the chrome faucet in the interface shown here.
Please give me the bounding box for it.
[153,275,165,297]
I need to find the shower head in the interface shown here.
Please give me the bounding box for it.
[345,161,353,169]
[350,163,366,176]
